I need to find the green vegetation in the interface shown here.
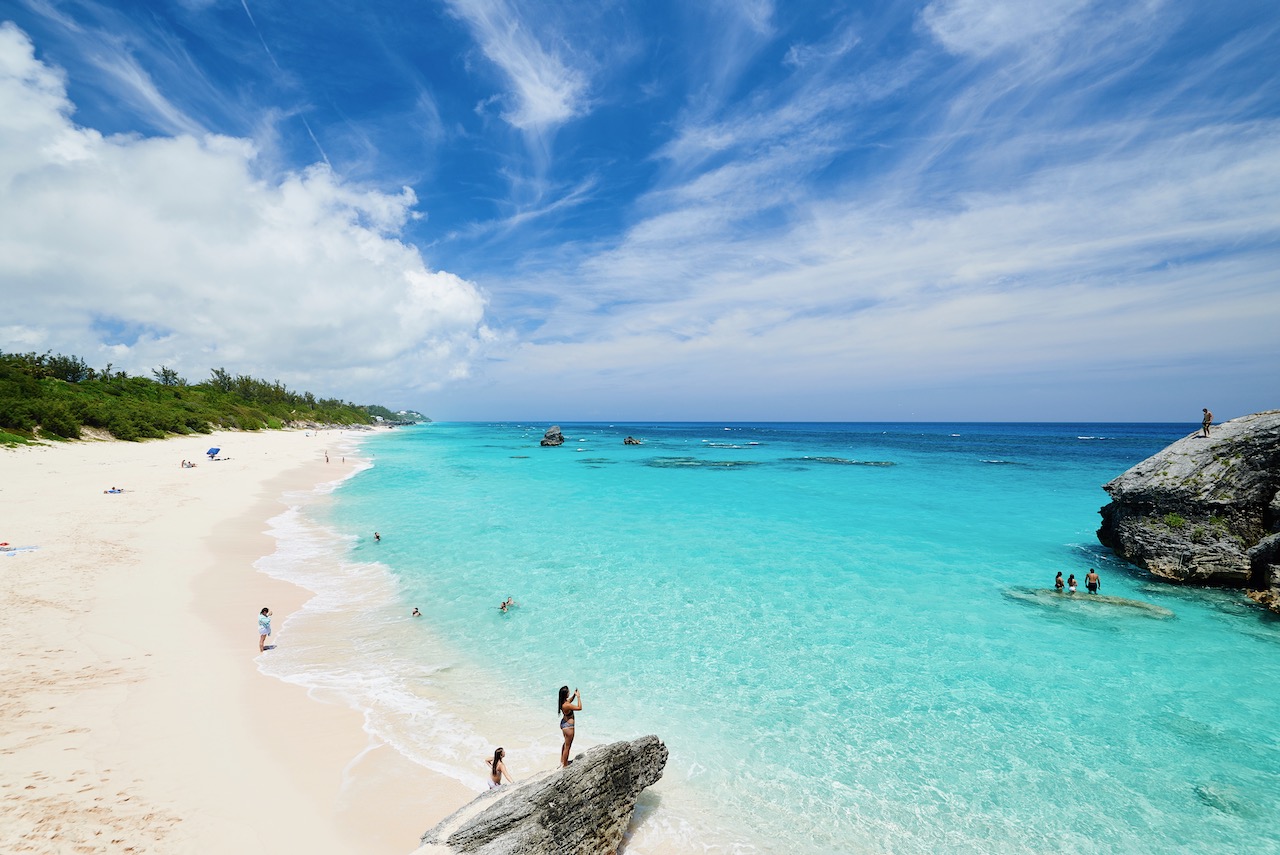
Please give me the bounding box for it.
[1163,512,1187,529]
[366,404,430,425]
[1,350,402,443]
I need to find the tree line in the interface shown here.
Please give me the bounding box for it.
[0,350,389,443]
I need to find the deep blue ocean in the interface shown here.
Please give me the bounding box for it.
[259,422,1280,854]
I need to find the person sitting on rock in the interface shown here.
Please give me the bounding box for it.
[485,747,515,789]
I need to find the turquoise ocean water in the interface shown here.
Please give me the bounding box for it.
[258,423,1280,854]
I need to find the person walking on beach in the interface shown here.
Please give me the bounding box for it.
[1067,574,1078,593]
[1201,408,1213,437]
[258,607,273,652]
[1086,568,1100,594]
[1055,572,1064,592]
[484,747,515,789]
[558,686,582,768]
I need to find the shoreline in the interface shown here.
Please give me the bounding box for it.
[0,428,470,854]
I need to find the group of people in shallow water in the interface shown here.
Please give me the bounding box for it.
[1056,568,1101,594]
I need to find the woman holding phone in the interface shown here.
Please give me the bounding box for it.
[558,685,582,768]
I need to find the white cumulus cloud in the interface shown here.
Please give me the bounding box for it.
[0,22,490,405]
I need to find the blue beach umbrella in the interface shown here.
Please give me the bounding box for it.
[207,447,220,457]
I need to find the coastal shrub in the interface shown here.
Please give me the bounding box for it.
[0,348,388,442]
[105,412,141,441]
[33,400,81,439]
[1191,526,1208,543]
[184,413,210,432]
[0,396,36,432]
[1210,515,1229,530]
[76,403,112,430]
[1164,513,1187,529]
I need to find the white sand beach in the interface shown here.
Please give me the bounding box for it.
[0,429,471,854]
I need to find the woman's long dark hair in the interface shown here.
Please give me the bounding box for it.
[491,747,504,775]
[558,685,570,714]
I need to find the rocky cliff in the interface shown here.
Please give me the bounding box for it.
[1097,410,1280,611]
[416,736,668,855]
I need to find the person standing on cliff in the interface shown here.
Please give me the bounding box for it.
[558,686,582,768]
[1086,568,1100,594]
[1202,408,1213,437]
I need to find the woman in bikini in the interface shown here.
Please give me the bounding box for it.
[484,747,513,789]
[558,685,582,768]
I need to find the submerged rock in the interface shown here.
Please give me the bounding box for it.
[1193,782,1257,818]
[417,736,667,855]
[645,456,760,469]
[623,436,642,445]
[1002,586,1174,618]
[540,425,565,447]
[782,456,896,467]
[1096,410,1280,611]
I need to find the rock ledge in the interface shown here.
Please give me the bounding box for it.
[416,736,668,855]
[1096,410,1280,610]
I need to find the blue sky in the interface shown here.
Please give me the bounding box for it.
[1,0,1277,421]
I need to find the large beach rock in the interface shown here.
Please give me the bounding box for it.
[416,736,668,855]
[1096,410,1280,610]
[540,426,565,447]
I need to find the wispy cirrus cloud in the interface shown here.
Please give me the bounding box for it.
[85,46,207,137]
[436,1,1280,420]
[919,0,1097,59]
[445,0,589,134]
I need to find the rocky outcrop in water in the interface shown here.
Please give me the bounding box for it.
[540,426,564,447]
[416,736,668,855]
[1096,410,1280,611]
